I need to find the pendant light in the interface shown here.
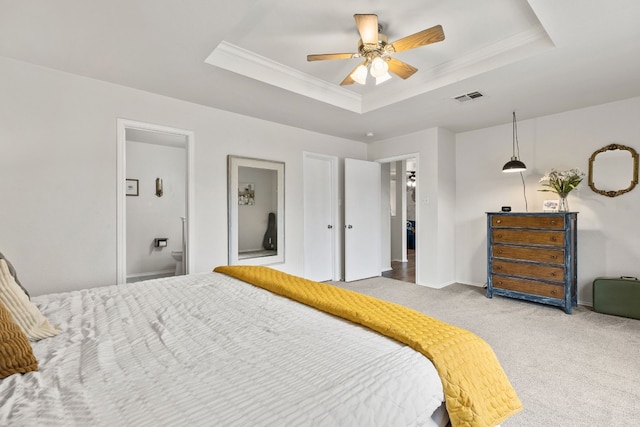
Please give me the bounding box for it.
[502,111,527,173]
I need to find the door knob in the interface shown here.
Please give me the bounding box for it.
[346,224,353,229]
[327,225,333,229]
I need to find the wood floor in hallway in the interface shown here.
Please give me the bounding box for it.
[382,249,415,283]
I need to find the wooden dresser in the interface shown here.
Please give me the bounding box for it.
[486,212,578,314]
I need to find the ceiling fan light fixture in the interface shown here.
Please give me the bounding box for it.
[369,55,388,78]
[307,14,445,86]
[351,63,368,85]
[375,71,392,85]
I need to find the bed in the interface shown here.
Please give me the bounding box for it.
[0,260,521,426]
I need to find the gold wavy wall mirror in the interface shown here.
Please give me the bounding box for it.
[588,143,639,197]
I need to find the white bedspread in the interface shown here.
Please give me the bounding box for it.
[0,272,445,427]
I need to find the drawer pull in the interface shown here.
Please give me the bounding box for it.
[551,220,557,225]
[550,237,557,242]
[497,249,503,254]
[496,219,502,224]
[550,273,556,277]
[550,255,558,260]
[551,290,557,295]
[495,266,502,270]
[496,234,503,238]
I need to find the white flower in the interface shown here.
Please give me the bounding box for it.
[539,168,585,196]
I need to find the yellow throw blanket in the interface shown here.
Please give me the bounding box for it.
[214,265,522,427]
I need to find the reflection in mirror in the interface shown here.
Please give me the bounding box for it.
[228,156,284,265]
[588,144,639,197]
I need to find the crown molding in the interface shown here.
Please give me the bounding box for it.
[205,41,363,113]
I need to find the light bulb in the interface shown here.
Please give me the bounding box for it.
[369,56,388,78]
[351,63,368,85]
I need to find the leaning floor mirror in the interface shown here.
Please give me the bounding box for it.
[228,155,285,265]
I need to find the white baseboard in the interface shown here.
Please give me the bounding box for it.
[127,269,175,280]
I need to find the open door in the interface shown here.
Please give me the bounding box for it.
[344,158,381,281]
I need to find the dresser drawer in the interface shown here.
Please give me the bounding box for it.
[491,275,565,299]
[492,259,565,282]
[492,229,564,246]
[492,244,564,264]
[491,215,564,229]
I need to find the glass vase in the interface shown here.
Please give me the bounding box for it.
[558,194,569,212]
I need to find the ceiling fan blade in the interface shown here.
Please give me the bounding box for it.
[387,58,418,79]
[389,24,445,53]
[354,14,379,45]
[340,74,355,86]
[307,53,356,62]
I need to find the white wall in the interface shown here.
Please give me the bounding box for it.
[390,160,406,263]
[0,56,367,296]
[455,96,640,305]
[406,186,416,221]
[126,141,186,278]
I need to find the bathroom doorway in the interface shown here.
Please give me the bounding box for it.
[116,119,195,285]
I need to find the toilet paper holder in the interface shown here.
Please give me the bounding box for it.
[154,238,168,248]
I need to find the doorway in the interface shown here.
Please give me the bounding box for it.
[379,155,419,284]
[116,119,195,285]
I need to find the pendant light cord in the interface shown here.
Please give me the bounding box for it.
[514,111,527,211]
[513,111,520,159]
[520,171,528,212]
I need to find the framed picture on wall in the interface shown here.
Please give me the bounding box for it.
[126,179,139,196]
[238,182,255,205]
[543,199,559,212]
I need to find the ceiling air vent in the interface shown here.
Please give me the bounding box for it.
[453,91,484,103]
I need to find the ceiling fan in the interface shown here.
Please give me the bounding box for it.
[307,14,445,86]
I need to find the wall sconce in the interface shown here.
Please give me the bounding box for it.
[502,111,527,173]
[155,178,163,197]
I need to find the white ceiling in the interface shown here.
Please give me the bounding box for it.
[1,0,639,142]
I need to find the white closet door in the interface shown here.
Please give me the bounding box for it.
[303,154,337,281]
[344,158,381,282]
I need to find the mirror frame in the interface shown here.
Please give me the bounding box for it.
[227,155,285,266]
[588,143,639,197]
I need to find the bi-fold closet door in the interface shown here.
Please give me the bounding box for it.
[303,153,337,282]
[303,156,381,282]
[344,158,381,282]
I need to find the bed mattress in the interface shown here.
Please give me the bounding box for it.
[0,272,447,426]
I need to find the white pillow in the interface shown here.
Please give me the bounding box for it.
[0,260,59,341]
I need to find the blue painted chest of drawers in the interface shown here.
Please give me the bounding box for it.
[486,212,578,314]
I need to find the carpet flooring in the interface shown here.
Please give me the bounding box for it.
[329,277,640,426]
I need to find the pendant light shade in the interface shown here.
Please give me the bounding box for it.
[502,157,527,172]
[502,111,526,173]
